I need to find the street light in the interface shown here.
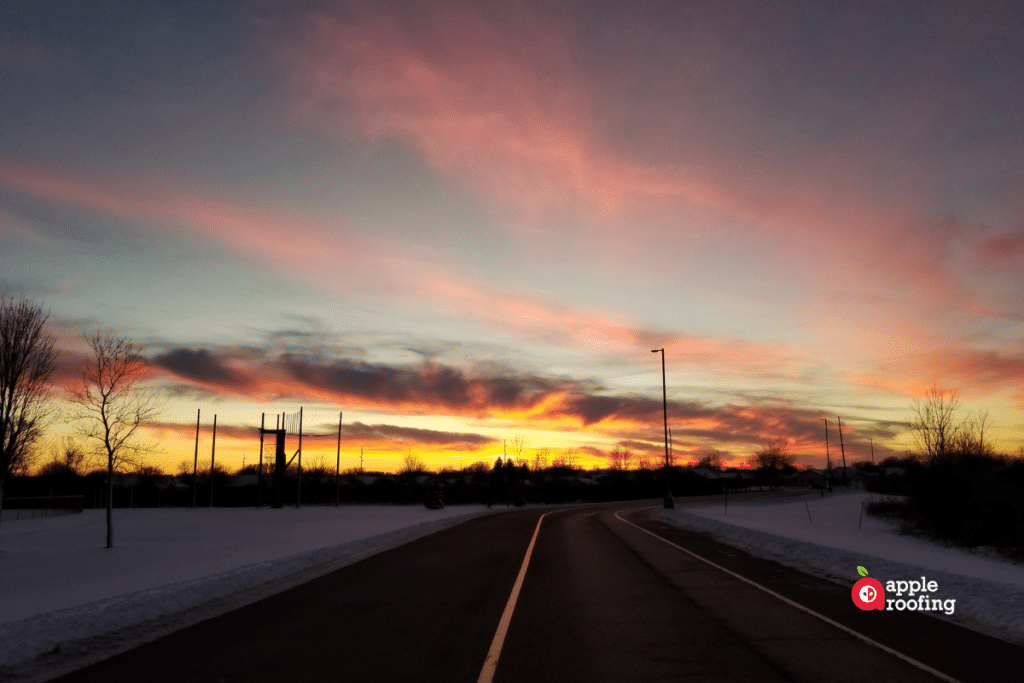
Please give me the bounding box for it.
[652,348,673,508]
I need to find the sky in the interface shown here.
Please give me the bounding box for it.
[2,0,1023,473]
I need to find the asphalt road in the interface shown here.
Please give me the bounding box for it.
[38,498,1024,683]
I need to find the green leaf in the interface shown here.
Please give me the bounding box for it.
[857,566,869,577]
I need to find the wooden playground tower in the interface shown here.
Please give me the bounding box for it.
[258,409,302,508]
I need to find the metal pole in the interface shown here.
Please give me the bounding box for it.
[258,413,265,508]
[336,411,342,507]
[296,407,303,509]
[838,416,849,486]
[652,348,672,507]
[209,414,217,508]
[824,417,831,489]
[191,409,200,508]
[660,350,668,468]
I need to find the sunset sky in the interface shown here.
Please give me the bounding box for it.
[3,1,1023,474]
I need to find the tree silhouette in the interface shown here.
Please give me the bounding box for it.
[402,448,425,473]
[70,333,161,548]
[911,386,961,464]
[0,297,57,531]
[748,440,795,490]
[608,446,633,470]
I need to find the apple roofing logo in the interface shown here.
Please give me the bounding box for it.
[852,566,885,610]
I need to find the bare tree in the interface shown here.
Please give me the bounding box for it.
[636,452,653,470]
[303,454,332,480]
[552,447,578,470]
[532,447,549,474]
[911,386,962,463]
[402,448,424,473]
[608,445,634,470]
[510,434,526,466]
[747,440,795,490]
[60,436,88,473]
[696,453,724,471]
[0,297,58,530]
[38,437,87,477]
[70,334,161,549]
[975,409,991,456]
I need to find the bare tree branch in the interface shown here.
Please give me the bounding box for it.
[69,333,162,548]
[0,296,58,531]
[911,386,962,463]
[747,440,795,490]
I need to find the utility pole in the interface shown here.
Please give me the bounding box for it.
[191,409,200,508]
[824,418,833,491]
[296,407,303,509]
[668,427,673,467]
[209,414,217,508]
[651,348,672,508]
[258,412,265,508]
[838,416,849,486]
[336,411,342,507]
[823,418,830,469]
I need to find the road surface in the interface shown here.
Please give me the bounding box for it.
[36,498,1023,682]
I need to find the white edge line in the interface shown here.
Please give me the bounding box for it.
[476,511,549,683]
[614,509,963,683]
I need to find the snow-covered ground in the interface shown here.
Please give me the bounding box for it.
[659,491,1024,646]
[0,505,502,677]
[4,495,1021,680]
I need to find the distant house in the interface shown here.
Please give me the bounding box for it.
[831,466,863,486]
[722,469,755,490]
[163,476,189,490]
[791,469,828,487]
[231,474,259,487]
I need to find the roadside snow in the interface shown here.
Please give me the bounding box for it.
[0,505,500,675]
[659,491,1024,646]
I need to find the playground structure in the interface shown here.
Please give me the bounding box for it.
[259,409,303,508]
[255,408,344,508]
[186,407,345,508]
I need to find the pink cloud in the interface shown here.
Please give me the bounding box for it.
[280,3,806,244]
[0,159,384,282]
[850,348,1024,402]
[277,3,983,319]
[975,231,1024,266]
[0,159,797,371]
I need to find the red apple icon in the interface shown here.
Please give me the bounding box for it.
[852,577,886,610]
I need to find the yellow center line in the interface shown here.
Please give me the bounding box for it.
[476,511,549,683]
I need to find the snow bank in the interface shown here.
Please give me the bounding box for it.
[659,492,1024,645]
[0,505,500,675]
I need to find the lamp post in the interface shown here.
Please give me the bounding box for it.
[652,348,673,508]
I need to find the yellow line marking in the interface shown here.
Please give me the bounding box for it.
[476,511,549,683]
